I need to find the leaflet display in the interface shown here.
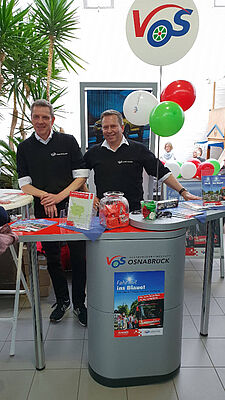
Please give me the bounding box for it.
[114,271,165,337]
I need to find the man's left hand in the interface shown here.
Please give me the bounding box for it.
[181,191,201,201]
[40,193,61,207]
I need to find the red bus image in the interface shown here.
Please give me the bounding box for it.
[135,299,164,329]
[221,187,225,200]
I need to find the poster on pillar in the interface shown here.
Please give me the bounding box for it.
[114,270,165,337]
[126,0,199,66]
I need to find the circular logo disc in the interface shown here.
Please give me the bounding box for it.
[126,0,199,66]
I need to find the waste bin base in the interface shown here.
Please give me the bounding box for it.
[88,363,180,388]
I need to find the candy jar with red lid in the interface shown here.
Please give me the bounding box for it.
[99,191,129,229]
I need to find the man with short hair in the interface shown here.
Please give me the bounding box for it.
[17,99,88,326]
[84,109,199,210]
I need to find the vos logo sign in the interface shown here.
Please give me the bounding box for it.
[126,0,199,66]
[106,255,126,268]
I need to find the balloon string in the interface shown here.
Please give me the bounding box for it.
[135,94,141,112]
[156,66,162,202]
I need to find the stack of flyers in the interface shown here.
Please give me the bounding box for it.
[67,191,95,230]
[179,201,209,211]
[171,207,204,219]
[11,219,57,232]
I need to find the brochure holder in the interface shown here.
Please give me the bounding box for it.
[67,191,95,230]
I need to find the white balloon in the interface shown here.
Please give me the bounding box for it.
[165,161,181,179]
[123,90,158,126]
[181,162,197,179]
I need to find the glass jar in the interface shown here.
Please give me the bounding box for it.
[99,191,129,229]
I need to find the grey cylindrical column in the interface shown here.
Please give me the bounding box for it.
[87,228,186,386]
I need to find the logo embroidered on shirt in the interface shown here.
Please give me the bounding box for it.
[118,160,133,164]
[51,152,68,157]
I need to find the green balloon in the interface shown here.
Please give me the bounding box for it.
[149,101,185,137]
[208,159,221,175]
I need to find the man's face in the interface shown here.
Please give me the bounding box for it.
[31,106,55,140]
[101,115,124,148]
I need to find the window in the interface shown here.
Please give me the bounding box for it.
[83,0,114,9]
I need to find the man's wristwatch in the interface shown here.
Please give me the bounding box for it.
[179,187,187,196]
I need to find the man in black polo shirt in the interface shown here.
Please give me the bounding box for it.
[17,100,88,326]
[84,109,199,210]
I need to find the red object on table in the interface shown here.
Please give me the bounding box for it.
[100,201,129,229]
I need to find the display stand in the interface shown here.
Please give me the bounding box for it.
[14,208,225,377]
[87,225,186,386]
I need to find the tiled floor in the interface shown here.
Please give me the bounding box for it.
[0,258,225,400]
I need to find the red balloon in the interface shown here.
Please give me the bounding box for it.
[188,158,201,168]
[160,80,196,111]
[196,162,214,179]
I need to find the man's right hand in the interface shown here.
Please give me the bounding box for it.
[40,193,61,206]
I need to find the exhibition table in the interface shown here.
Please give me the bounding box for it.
[13,207,225,386]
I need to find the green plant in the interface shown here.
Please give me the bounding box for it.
[0,0,29,91]
[0,0,85,187]
[2,15,51,147]
[33,0,85,101]
[0,135,21,187]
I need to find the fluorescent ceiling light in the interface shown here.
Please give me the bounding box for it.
[214,0,225,6]
[83,0,114,8]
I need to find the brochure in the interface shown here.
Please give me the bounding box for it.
[171,207,204,219]
[202,175,225,205]
[67,191,95,230]
[11,219,57,232]
[179,201,211,211]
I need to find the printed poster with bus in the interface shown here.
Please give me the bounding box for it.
[114,271,165,338]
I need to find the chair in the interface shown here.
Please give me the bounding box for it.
[0,242,31,356]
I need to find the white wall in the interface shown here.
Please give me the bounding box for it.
[1,0,225,162]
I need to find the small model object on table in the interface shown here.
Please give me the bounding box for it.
[141,199,179,220]
[141,200,157,220]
